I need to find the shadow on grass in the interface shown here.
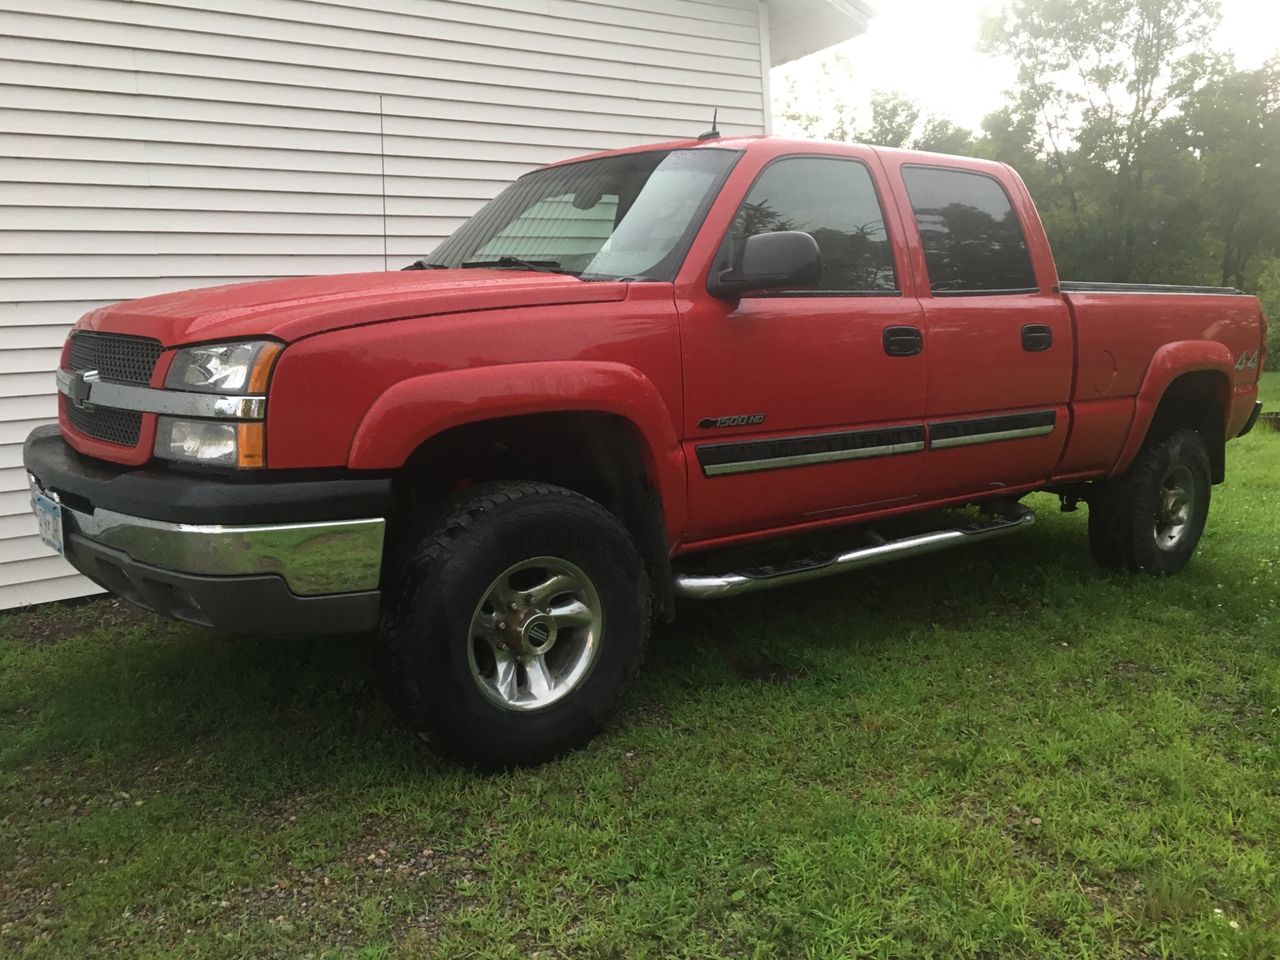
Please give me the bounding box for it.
[3,503,1096,791]
[2,608,430,797]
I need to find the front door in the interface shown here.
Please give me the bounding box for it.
[678,152,928,543]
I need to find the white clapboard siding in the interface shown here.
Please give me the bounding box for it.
[0,0,772,610]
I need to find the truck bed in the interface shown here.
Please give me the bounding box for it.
[1054,282,1263,480]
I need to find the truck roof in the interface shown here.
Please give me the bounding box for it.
[537,134,1013,180]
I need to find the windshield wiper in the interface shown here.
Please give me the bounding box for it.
[459,256,578,275]
[402,259,449,271]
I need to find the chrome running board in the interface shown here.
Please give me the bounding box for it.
[672,504,1036,600]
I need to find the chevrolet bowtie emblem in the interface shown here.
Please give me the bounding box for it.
[68,370,99,410]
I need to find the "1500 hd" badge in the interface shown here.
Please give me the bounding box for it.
[698,414,767,429]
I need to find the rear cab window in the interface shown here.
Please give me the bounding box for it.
[720,155,899,294]
[900,166,1037,295]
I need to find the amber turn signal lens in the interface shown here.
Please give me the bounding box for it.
[247,342,283,394]
[236,422,266,469]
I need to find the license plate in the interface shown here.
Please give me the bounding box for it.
[30,482,64,556]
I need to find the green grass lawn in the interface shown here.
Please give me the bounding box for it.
[3,376,1278,959]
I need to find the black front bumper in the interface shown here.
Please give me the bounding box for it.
[23,425,390,524]
[23,426,392,636]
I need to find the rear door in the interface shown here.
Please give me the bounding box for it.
[887,161,1073,499]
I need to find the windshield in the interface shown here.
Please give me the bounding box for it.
[425,148,740,280]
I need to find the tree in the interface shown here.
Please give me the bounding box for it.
[915,116,977,155]
[773,60,977,155]
[848,93,980,154]
[860,91,921,148]
[982,0,1223,281]
[1182,57,1280,287]
[1256,257,1280,358]
[773,53,861,142]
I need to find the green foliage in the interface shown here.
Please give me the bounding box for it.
[774,59,977,154]
[1256,257,1280,356]
[981,0,1226,283]
[4,376,1280,958]
[915,115,977,155]
[1183,59,1280,287]
[861,90,921,148]
[774,53,863,142]
[980,0,1280,289]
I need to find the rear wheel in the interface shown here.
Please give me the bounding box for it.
[377,481,650,768]
[1087,428,1211,575]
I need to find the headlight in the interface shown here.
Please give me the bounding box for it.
[155,418,265,469]
[157,340,278,469]
[165,340,281,394]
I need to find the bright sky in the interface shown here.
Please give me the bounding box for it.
[773,0,1280,133]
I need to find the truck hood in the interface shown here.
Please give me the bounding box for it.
[77,270,630,346]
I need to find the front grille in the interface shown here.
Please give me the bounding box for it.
[67,331,162,385]
[64,400,144,446]
[62,331,162,448]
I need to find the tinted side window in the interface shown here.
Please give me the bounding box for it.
[901,166,1037,294]
[726,157,897,293]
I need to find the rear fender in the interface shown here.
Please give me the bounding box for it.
[347,361,687,538]
[1111,341,1233,477]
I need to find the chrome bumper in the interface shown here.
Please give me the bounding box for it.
[59,499,384,596]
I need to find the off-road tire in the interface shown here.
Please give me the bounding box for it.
[1087,428,1211,575]
[376,481,650,769]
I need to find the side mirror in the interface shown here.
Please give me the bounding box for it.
[708,230,822,300]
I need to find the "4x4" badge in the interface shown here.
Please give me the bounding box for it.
[1236,349,1260,371]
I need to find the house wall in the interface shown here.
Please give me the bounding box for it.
[0,0,769,608]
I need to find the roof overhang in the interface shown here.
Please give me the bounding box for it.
[767,0,874,65]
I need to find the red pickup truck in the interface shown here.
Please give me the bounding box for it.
[24,136,1266,766]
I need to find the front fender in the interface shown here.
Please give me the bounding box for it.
[1111,340,1234,476]
[347,360,687,536]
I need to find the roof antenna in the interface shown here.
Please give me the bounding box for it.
[697,107,720,141]
[378,94,388,271]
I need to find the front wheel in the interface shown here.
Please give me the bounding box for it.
[376,481,650,768]
[1087,428,1211,575]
